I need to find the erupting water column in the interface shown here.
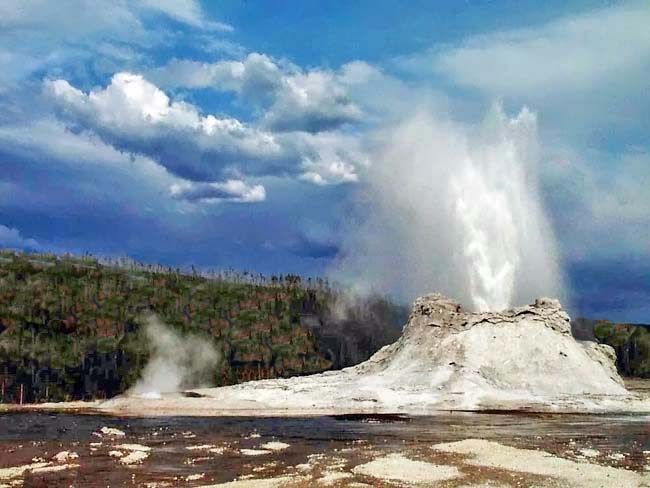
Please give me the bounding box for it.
[450,108,537,311]
[334,104,564,311]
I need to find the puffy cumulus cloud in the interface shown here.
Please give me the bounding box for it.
[150,53,363,133]
[45,72,284,181]
[0,225,40,251]
[44,72,367,185]
[262,69,363,133]
[295,131,368,185]
[170,179,266,203]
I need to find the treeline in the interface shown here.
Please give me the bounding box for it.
[594,321,650,377]
[0,250,404,403]
[38,252,334,290]
[572,318,650,377]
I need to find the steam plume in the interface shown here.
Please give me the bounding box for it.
[131,315,220,397]
[333,104,564,311]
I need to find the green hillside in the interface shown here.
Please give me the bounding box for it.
[0,250,402,403]
[593,320,650,377]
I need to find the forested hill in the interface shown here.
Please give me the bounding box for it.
[0,250,405,403]
[572,318,650,377]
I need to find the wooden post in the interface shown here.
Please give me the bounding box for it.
[19,384,24,405]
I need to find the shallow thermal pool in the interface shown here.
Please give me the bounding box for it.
[1,412,648,486]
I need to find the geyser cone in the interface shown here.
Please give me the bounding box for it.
[101,293,649,416]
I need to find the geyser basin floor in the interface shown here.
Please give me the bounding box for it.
[1,412,650,487]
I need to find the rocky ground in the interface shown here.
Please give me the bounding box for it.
[1,412,650,487]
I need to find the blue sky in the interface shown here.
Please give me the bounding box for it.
[0,0,648,321]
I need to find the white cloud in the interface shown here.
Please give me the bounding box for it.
[0,119,261,219]
[150,53,363,133]
[0,224,40,250]
[199,38,247,58]
[45,72,284,180]
[0,1,142,35]
[262,69,363,133]
[544,147,650,260]
[0,0,229,33]
[140,0,233,31]
[0,1,145,90]
[299,172,327,185]
[0,118,170,177]
[0,118,181,202]
[295,131,367,185]
[0,124,265,266]
[429,0,650,98]
[397,0,650,145]
[170,179,266,203]
[44,72,367,185]
[150,53,284,95]
[0,0,232,90]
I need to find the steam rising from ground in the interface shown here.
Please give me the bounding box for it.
[131,315,219,396]
[334,105,564,311]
